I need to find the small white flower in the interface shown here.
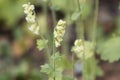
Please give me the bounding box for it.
[73,46,84,54]
[28,24,36,32]
[25,14,35,23]
[22,2,34,13]
[57,20,66,26]
[28,24,40,35]
[74,39,82,46]
[22,3,28,8]
[55,41,60,47]
[29,5,35,10]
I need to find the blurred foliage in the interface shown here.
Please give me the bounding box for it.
[0,0,120,80]
[13,27,24,40]
[97,37,120,63]
[0,40,11,57]
[95,61,104,77]
[0,61,45,80]
[71,11,81,21]
[96,15,120,63]
[0,72,11,80]
[0,0,28,28]
[11,61,29,76]
[40,52,72,80]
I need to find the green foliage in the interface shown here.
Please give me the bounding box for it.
[71,0,92,21]
[11,61,29,76]
[41,64,53,76]
[21,0,102,80]
[96,64,104,77]
[40,52,65,80]
[36,39,48,51]
[0,73,11,80]
[71,11,81,21]
[63,76,76,80]
[0,40,11,56]
[0,61,44,80]
[0,0,28,27]
[13,27,24,40]
[31,69,45,80]
[50,0,70,12]
[83,41,94,59]
[79,0,92,20]
[97,37,120,62]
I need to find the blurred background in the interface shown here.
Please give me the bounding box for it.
[0,0,120,80]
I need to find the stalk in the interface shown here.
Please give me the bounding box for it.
[41,1,51,62]
[49,0,57,80]
[53,41,56,80]
[49,0,57,26]
[76,0,87,80]
[93,0,99,44]
[91,0,99,80]
[41,1,57,80]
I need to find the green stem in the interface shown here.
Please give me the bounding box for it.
[91,0,99,80]
[41,1,51,62]
[51,9,57,26]
[43,1,49,29]
[49,1,57,80]
[72,50,75,79]
[93,0,99,45]
[91,56,96,80]
[49,0,57,26]
[53,36,56,80]
[76,0,87,80]
[77,0,81,11]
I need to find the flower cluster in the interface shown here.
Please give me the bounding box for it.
[22,2,35,23]
[72,39,84,58]
[54,20,66,47]
[72,39,94,60]
[22,2,40,35]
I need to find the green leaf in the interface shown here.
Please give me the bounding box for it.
[40,52,64,80]
[71,11,81,21]
[40,63,63,80]
[50,52,64,69]
[50,0,69,12]
[96,65,104,77]
[97,37,120,62]
[36,39,48,51]
[80,1,92,20]
[40,64,53,76]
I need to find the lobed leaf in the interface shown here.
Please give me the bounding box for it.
[97,37,120,62]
